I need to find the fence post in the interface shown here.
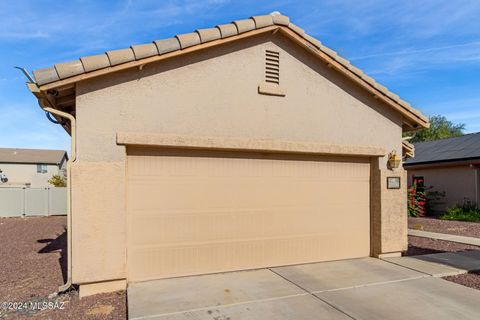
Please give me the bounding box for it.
[22,187,26,217]
[47,187,51,216]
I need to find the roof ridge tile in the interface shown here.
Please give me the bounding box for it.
[131,43,159,60]
[251,15,274,29]
[270,12,290,26]
[80,54,111,73]
[232,19,256,34]
[32,67,60,85]
[154,37,181,54]
[175,32,201,49]
[216,23,238,38]
[196,28,222,43]
[55,60,85,80]
[287,23,305,37]
[106,48,135,66]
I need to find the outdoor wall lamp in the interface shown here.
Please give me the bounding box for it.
[388,150,401,169]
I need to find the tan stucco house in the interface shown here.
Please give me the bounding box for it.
[404,133,480,212]
[26,12,428,296]
[0,148,67,188]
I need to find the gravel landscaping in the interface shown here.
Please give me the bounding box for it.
[409,217,480,238]
[0,216,126,319]
[406,236,480,256]
[443,272,480,291]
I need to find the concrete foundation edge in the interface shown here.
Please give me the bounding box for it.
[79,279,127,298]
[376,252,402,259]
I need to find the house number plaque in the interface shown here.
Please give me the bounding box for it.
[387,177,401,189]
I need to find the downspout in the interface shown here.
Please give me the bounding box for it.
[26,81,76,293]
[44,106,76,293]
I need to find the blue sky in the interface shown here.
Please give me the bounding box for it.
[1,0,480,152]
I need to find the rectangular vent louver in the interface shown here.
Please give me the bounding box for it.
[265,50,280,85]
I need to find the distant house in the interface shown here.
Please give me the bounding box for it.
[404,132,480,212]
[0,148,68,188]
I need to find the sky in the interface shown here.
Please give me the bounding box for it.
[1,0,480,152]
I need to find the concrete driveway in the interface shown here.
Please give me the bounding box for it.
[128,256,480,320]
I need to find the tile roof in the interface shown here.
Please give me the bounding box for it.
[404,132,480,166]
[30,12,427,125]
[0,148,67,165]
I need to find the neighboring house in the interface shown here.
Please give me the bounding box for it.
[27,12,428,296]
[0,148,68,188]
[404,132,480,212]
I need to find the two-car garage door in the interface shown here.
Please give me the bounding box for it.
[127,147,371,282]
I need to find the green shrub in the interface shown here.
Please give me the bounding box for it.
[441,204,480,222]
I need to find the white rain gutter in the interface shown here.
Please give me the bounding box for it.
[27,82,76,293]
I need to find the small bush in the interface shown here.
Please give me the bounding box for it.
[441,204,480,222]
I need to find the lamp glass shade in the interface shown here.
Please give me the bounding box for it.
[388,153,401,168]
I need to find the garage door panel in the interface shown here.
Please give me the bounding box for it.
[127,148,370,281]
[129,233,368,281]
[128,149,370,177]
[129,203,369,247]
[128,179,369,211]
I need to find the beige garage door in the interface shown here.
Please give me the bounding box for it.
[127,147,371,282]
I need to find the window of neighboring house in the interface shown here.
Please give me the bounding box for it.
[412,175,425,192]
[37,164,48,174]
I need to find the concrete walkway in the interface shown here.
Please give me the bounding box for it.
[409,229,480,246]
[383,250,480,277]
[128,256,480,320]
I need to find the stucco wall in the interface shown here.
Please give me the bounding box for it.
[72,32,406,284]
[76,33,402,163]
[0,163,61,188]
[407,165,478,212]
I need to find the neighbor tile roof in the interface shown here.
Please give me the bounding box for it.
[0,148,67,165]
[31,12,427,124]
[404,132,480,166]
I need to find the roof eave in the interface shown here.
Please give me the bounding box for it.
[404,157,480,168]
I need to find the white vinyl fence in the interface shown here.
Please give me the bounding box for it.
[0,187,67,217]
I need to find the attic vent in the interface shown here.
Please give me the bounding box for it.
[265,50,280,84]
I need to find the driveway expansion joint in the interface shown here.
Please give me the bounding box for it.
[310,275,428,294]
[268,268,358,320]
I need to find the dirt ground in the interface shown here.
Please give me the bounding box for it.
[409,216,480,238]
[0,216,126,319]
